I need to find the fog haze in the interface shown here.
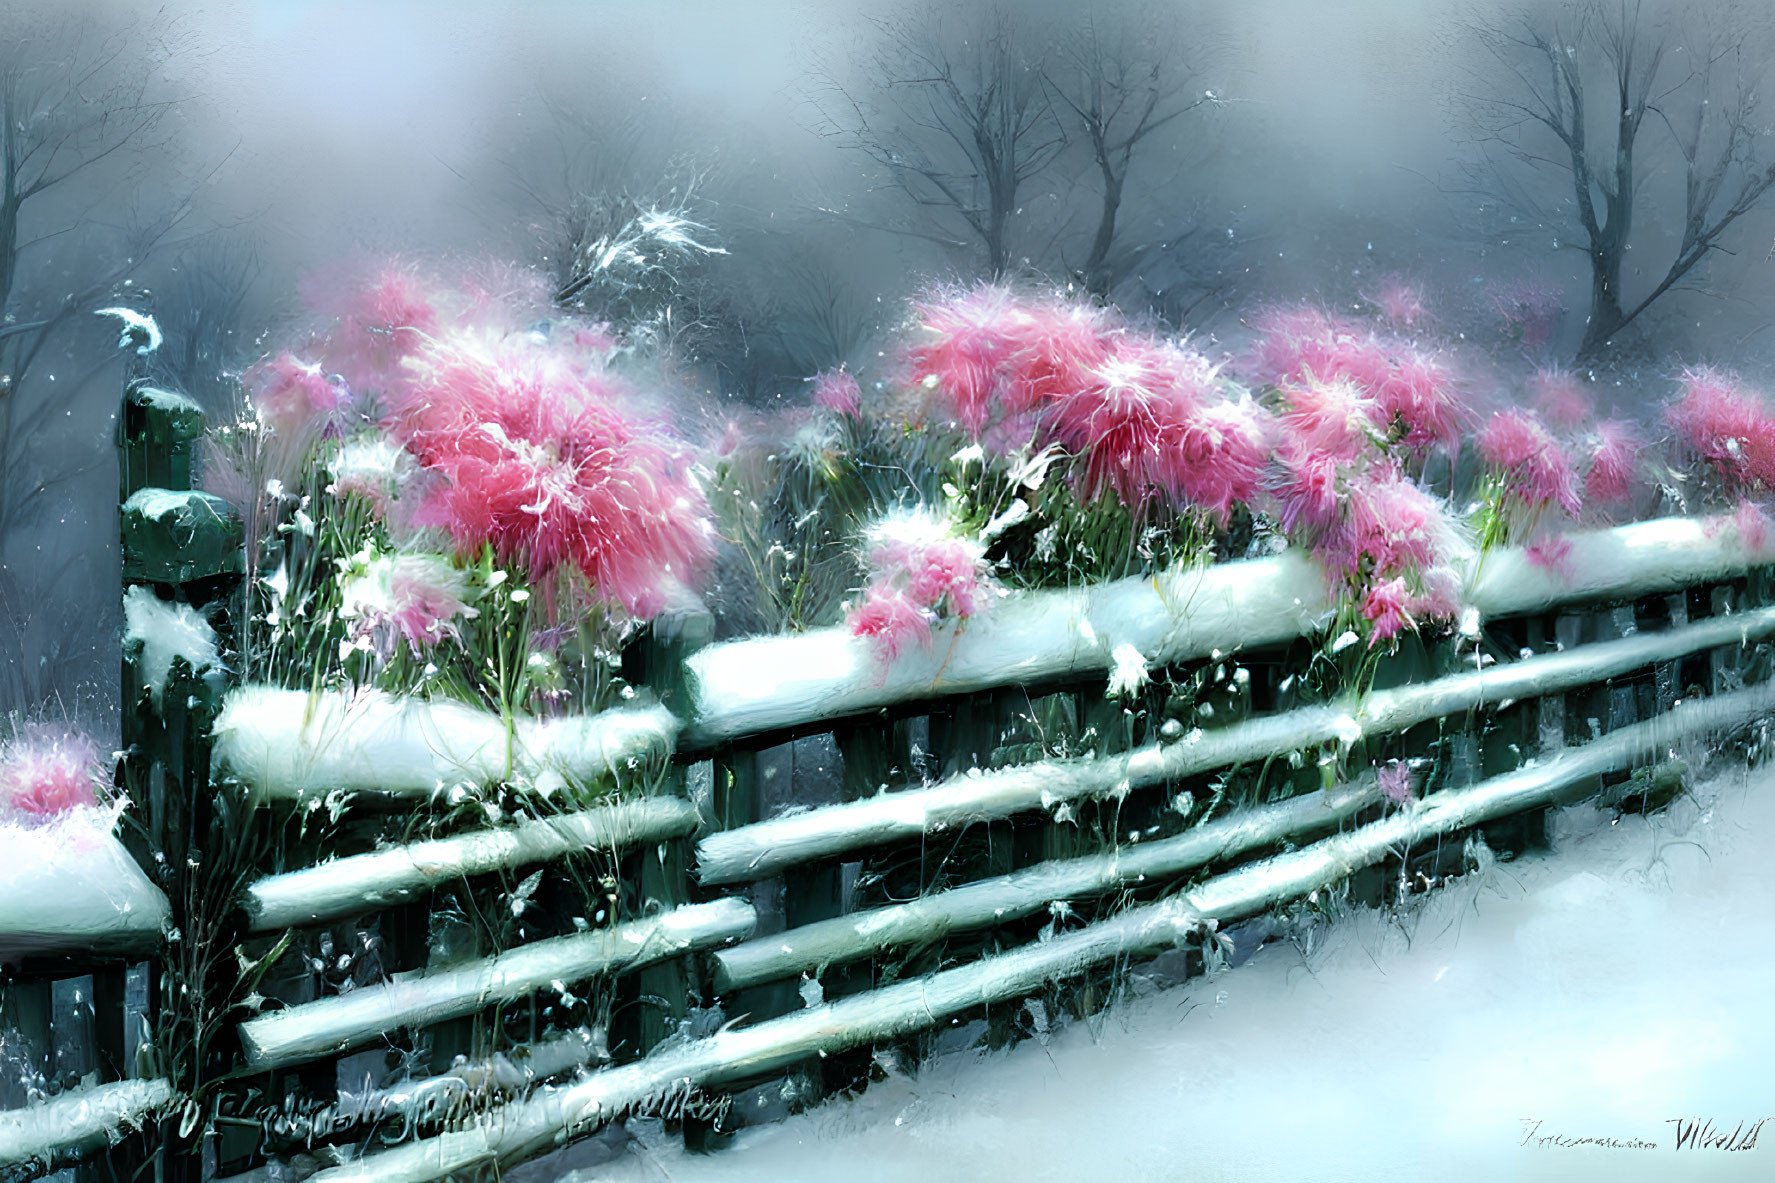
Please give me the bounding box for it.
[7,0,1775,723]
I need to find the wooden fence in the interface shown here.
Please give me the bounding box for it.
[3,381,1773,1181]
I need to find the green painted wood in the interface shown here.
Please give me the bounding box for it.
[121,488,243,584]
[119,381,206,499]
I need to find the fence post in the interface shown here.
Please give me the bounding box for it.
[116,379,242,1183]
[621,606,713,1061]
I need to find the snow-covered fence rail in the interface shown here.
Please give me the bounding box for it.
[63,372,1775,1183]
[293,678,1775,1183]
[682,516,1767,749]
[210,537,1774,1180]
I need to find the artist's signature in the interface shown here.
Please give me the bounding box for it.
[1520,1116,1770,1153]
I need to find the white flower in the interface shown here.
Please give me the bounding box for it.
[327,438,415,507]
[1106,642,1150,699]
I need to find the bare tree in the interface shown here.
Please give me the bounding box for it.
[146,236,265,413]
[1464,1,1775,362]
[1046,11,1219,296]
[816,6,1066,277]
[0,11,200,715]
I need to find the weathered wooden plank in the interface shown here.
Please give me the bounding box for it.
[237,899,756,1071]
[696,605,1775,883]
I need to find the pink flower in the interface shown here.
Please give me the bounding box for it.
[1371,277,1427,330]
[906,283,1115,439]
[865,510,993,618]
[1584,421,1639,508]
[1279,377,1378,461]
[1375,350,1463,452]
[1478,409,1581,517]
[847,586,935,662]
[1527,367,1591,431]
[389,331,714,619]
[1378,759,1414,805]
[811,367,863,416]
[1243,305,1461,451]
[903,538,990,618]
[1274,444,1343,535]
[1361,577,1416,643]
[1666,366,1775,488]
[248,352,349,436]
[1324,467,1447,583]
[1054,336,1267,519]
[0,731,102,823]
[1708,500,1775,558]
[852,508,998,661]
[340,554,479,658]
[1169,398,1272,524]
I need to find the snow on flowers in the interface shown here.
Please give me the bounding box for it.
[205,259,719,713]
[847,507,999,660]
[0,728,106,824]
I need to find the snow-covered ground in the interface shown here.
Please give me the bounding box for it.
[546,762,1775,1183]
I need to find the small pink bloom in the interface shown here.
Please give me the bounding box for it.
[1527,367,1591,431]
[0,731,102,823]
[847,586,935,662]
[811,368,863,416]
[1584,420,1639,507]
[1666,366,1775,488]
[248,352,349,436]
[1371,277,1427,330]
[1478,409,1581,517]
[1378,760,1414,805]
[1274,444,1343,536]
[1362,577,1416,643]
[903,537,989,619]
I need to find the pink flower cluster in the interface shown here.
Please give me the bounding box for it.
[907,285,1270,521]
[1245,305,1463,452]
[811,368,863,416]
[1370,277,1428,331]
[1259,329,1466,646]
[254,261,716,621]
[389,332,714,618]
[847,510,994,661]
[340,554,479,659]
[1527,367,1591,431]
[1328,468,1462,643]
[0,731,103,824]
[1477,409,1581,517]
[1666,367,1775,490]
[248,352,350,437]
[1584,421,1640,507]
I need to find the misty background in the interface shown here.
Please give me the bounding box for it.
[6,0,1775,735]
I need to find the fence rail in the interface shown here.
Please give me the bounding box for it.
[5,377,1774,1183]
